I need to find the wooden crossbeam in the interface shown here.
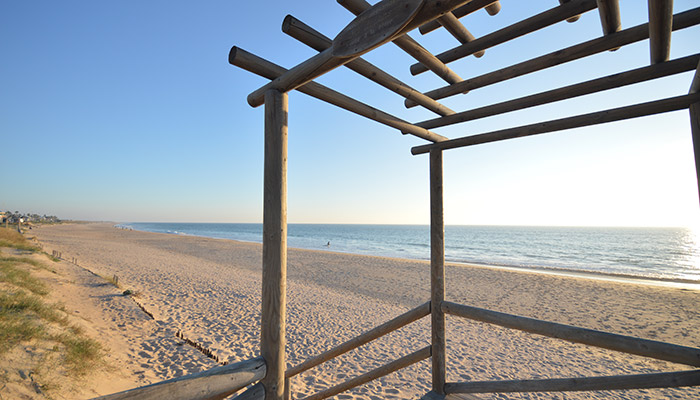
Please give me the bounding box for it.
[445,370,700,394]
[229,47,446,143]
[559,0,582,23]
[338,0,464,84]
[406,7,700,108]
[649,0,674,64]
[282,16,455,116]
[596,0,622,35]
[485,2,501,16]
[410,0,599,76]
[419,0,497,35]
[436,13,485,57]
[415,54,700,129]
[411,92,700,155]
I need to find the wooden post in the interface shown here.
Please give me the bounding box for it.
[261,89,288,400]
[430,149,446,394]
[690,61,700,206]
[648,0,674,64]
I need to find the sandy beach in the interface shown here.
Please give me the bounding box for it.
[28,222,700,399]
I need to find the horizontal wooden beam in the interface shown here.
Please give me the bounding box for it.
[286,301,430,378]
[281,15,455,116]
[485,1,501,16]
[559,0,582,23]
[437,13,485,57]
[410,0,598,76]
[406,7,700,107]
[596,0,622,35]
[649,0,674,64]
[419,0,497,35]
[229,47,446,143]
[95,357,266,400]
[338,0,464,84]
[440,301,700,367]
[445,370,700,393]
[416,54,700,129]
[299,346,432,400]
[413,92,700,155]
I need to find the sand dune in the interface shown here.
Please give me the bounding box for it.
[31,223,700,399]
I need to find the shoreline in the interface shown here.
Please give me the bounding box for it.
[118,223,700,291]
[31,222,700,400]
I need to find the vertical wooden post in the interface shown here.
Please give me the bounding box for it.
[690,62,700,207]
[261,89,288,400]
[430,149,446,394]
[648,0,674,64]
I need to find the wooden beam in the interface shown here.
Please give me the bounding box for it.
[690,60,700,207]
[406,7,700,107]
[282,15,455,116]
[286,302,430,378]
[649,0,674,64]
[234,383,265,400]
[559,0,582,22]
[229,47,447,142]
[445,370,700,393]
[419,0,497,35]
[430,149,446,394]
[94,357,266,400]
[485,1,501,16]
[338,0,464,84]
[416,54,700,129]
[437,13,485,57]
[596,0,622,35]
[299,347,432,400]
[410,0,598,76]
[441,301,700,367]
[261,89,288,400]
[412,92,700,155]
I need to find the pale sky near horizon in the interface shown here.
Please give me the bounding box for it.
[1,1,699,227]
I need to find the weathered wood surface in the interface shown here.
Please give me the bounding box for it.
[229,47,446,142]
[419,0,497,35]
[282,15,455,116]
[245,0,473,107]
[286,302,430,378]
[262,89,288,400]
[420,390,482,400]
[445,370,700,393]
[93,357,266,400]
[559,0,582,23]
[299,346,432,400]
[410,0,598,76]
[437,13,485,57]
[440,301,700,367]
[338,0,464,84]
[234,383,265,400]
[416,53,700,129]
[430,149,446,394]
[484,2,501,16]
[596,0,621,35]
[406,7,700,107]
[412,92,700,155]
[332,0,424,58]
[649,0,674,64]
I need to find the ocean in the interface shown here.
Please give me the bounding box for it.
[117,223,700,284]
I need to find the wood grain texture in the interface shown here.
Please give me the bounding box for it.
[445,370,700,393]
[229,47,446,142]
[94,357,266,400]
[406,7,700,107]
[262,89,288,400]
[441,301,700,367]
[412,92,700,155]
[430,149,445,394]
[648,0,674,64]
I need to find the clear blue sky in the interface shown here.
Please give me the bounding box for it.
[1,1,699,227]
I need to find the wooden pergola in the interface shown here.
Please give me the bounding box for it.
[96,1,700,399]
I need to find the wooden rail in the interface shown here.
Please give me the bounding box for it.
[228,47,446,143]
[416,54,700,129]
[93,357,266,400]
[281,15,455,116]
[412,92,700,155]
[445,370,700,393]
[286,302,430,378]
[410,0,598,76]
[299,346,432,400]
[405,6,700,107]
[440,301,700,367]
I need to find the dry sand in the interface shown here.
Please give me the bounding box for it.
[28,222,700,399]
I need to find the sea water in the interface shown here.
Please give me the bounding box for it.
[117,223,700,283]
